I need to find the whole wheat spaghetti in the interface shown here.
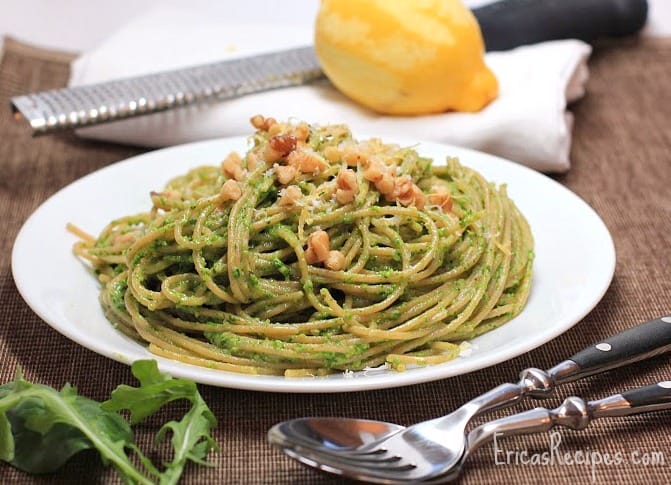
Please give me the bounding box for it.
[70,117,533,376]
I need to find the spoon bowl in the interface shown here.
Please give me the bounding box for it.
[268,417,405,453]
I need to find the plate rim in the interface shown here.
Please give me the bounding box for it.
[11,136,616,393]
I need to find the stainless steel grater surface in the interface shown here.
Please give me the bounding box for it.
[10,0,648,136]
[11,46,322,135]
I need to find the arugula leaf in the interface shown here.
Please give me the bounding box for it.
[103,360,219,485]
[0,373,152,484]
[155,398,218,485]
[6,416,91,474]
[102,360,200,424]
[0,394,14,462]
[0,360,219,484]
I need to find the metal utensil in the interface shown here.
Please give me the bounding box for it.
[11,0,647,135]
[276,381,671,483]
[269,315,671,481]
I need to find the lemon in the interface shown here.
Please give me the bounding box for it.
[314,0,498,115]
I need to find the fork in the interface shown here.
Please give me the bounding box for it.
[281,381,671,483]
[270,315,671,481]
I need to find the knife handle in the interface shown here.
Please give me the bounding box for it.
[473,0,649,51]
[548,315,671,385]
[442,316,671,422]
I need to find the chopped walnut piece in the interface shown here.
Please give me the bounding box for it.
[270,134,297,153]
[412,185,426,209]
[334,168,358,205]
[250,114,265,129]
[428,186,453,212]
[221,152,245,181]
[293,123,310,142]
[268,122,284,136]
[340,142,370,166]
[278,185,302,206]
[250,114,277,132]
[336,168,357,191]
[276,165,297,185]
[287,149,328,174]
[363,160,385,183]
[264,134,297,163]
[323,145,341,162]
[395,178,425,208]
[305,230,330,264]
[375,173,395,196]
[246,152,259,170]
[335,188,355,204]
[395,178,413,202]
[324,250,346,271]
[220,179,242,201]
[304,248,318,264]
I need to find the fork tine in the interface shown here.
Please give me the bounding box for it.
[314,451,411,469]
[339,453,402,463]
[283,446,419,482]
[274,434,400,462]
[303,446,402,463]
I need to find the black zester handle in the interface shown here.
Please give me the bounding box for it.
[473,0,649,51]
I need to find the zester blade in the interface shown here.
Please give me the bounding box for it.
[11,46,322,135]
[11,0,647,136]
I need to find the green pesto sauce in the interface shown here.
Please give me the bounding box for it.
[272,258,291,280]
[109,279,128,311]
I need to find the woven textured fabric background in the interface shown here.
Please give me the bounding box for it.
[1,36,670,484]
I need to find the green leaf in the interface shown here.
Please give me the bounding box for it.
[0,409,13,462]
[0,375,22,462]
[0,360,218,485]
[155,399,218,485]
[0,374,152,484]
[7,417,91,473]
[103,360,218,485]
[102,360,200,424]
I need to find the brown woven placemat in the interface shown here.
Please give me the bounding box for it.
[1,35,670,484]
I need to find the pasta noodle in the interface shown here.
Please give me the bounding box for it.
[71,117,533,376]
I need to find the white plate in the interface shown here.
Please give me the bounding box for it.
[12,137,615,393]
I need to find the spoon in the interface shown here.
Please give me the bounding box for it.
[269,315,671,481]
[271,382,671,483]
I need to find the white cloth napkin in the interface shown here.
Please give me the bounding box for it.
[70,7,592,172]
